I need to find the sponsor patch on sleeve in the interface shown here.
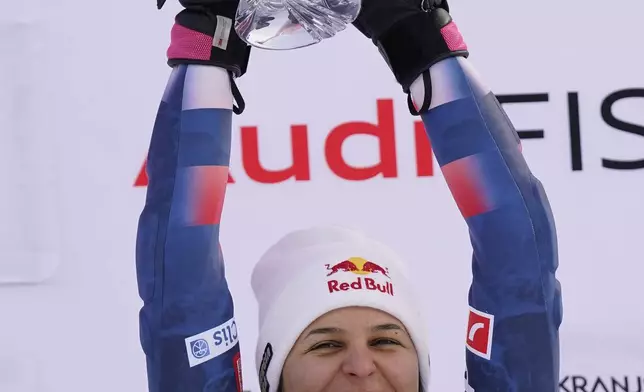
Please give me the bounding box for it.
[185,317,239,368]
[466,306,494,360]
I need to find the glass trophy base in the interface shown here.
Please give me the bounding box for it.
[235,0,361,50]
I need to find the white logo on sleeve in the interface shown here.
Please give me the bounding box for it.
[185,317,239,367]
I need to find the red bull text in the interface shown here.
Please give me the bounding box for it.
[325,257,394,296]
[328,277,394,296]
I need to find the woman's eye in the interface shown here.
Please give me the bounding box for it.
[371,338,400,346]
[311,341,342,350]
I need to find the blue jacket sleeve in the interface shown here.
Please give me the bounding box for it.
[419,58,563,392]
[135,64,242,392]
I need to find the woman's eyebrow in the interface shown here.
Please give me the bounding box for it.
[371,323,404,332]
[305,327,344,338]
[305,323,404,338]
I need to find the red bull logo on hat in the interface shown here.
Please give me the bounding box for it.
[324,257,394,296]
[325,257,390,278]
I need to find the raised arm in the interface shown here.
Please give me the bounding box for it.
[350,1,561,387]
[135,64,242,392]
[412,57,563,391]
[136,1,251,389]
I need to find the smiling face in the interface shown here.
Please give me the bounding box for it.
[280,306,420,392]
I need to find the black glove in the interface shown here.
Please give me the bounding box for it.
[353,0,468,112]
[158,0,252,113]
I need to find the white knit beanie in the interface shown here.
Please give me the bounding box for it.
[251,225,430,392]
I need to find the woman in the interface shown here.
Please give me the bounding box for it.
[136,0,563,391]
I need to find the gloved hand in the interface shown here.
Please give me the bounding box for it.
[158,0,251,78]
[352,0,469,112]
[158,0,252,113]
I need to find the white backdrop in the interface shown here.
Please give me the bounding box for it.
[1,0,643,391]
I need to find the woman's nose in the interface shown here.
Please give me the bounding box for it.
[341,346,377,378]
